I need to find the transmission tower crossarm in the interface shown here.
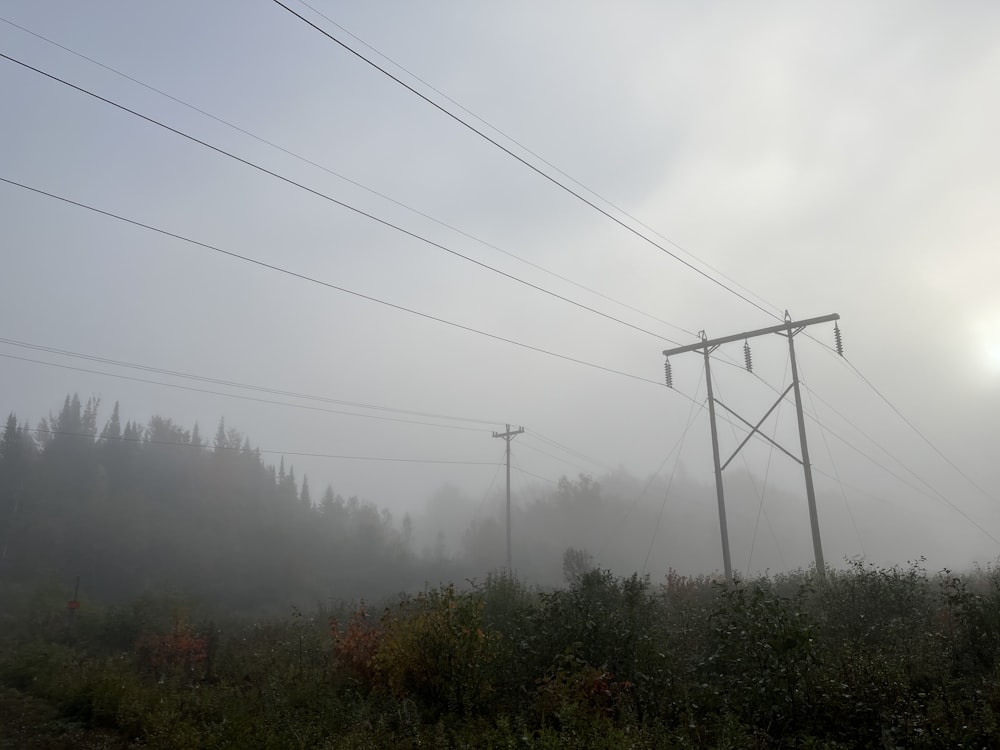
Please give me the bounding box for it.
[662,313,840,357]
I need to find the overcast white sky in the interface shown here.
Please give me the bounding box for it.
[2,1,999,575]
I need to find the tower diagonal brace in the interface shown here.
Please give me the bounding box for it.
[715,385,799,471]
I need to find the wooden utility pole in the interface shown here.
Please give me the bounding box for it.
[701,342,732,581]
[492,424,524,570]
[662,312,841,581]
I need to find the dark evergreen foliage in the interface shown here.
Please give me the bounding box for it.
[0,394,423,612]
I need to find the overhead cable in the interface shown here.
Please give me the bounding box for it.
[24,425,498,465]
[0,351,487,433]
[292,0,783,320]
[0,15,696,341]
[277,3,990,509]
[0,176,672,391]
[270,0,778,319]
[842,355,996,504]
[0,335,498,426]
[0,51,681,345]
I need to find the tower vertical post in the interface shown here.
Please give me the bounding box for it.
[702,341,733,581]
[786,321,826,580]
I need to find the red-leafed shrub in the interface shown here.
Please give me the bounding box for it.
[134,613,207,681]
[330,601,382,684]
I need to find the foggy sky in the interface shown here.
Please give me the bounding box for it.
[2,1,999,576]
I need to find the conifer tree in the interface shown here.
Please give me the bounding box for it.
[214,418,227,453]
[35,417,52,447]
[278,462,298,504]
[82,395,101,437]
[300,475,312,508]
[56,394,83,434]
[1,413,17,461]
[101,402,122,441]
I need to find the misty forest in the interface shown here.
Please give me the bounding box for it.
[0,394,726,607]
[5,0,1000,748]
[3,394,1000,748]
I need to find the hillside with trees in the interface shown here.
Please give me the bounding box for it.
[1,394,443,611]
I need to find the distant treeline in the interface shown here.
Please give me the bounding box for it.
[2,392,794,614]
[0,394,456,610]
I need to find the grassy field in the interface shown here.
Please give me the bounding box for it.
[2,561,1000,748]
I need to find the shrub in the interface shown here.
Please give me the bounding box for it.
[372,584,503,717]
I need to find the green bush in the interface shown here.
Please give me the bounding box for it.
[5,565,1000,747]
[373,583,503,717]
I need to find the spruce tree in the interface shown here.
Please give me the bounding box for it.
[299,475,312,508]
[101,402,122,441]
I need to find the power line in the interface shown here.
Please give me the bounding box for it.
[729,362,999,548]
[0,175,670,389]
[799,380,937,499]
[0,15,697,343]
[709,369,785,577]
[797,380,985,515]
[666,323,998,571]
[511,464,556,484]
[470,448,508,526]
[674,345,933,514]
[526,430,614,472]
[0,332,620,480]
[796,333,995,509]
[292,0,784,321]
[639,378,705,575]
[744,363,969,522]
[596,369,705,566]
[801,371,866,559]
[0,51,682,346]
[516,440,594,475]
[841,355,996,505]
[24,425,498,465]
[733,368,788,576]
[511,463,534,505]
[280,2,991,520]
[808,466,930,520]
[0,335,498,426]
[271,0,778,319]
[794,391,1000,548]
[15,28,961,506]
[12,15,976,546]
[0,351,490,433]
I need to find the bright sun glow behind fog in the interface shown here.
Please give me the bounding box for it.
[974,311,1000,375]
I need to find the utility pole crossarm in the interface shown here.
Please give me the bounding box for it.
[662,313,840,357]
